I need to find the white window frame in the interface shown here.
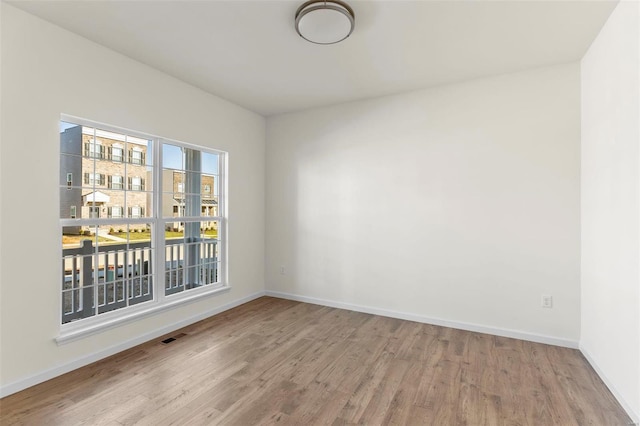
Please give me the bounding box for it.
[130,205,142,218]
[110,206,123,218]
[130,176,143,191]
[111,143,124,162]
[111,175,124,190]
[130,147,143,165]
[87,139,103,158]
[59,115,228,344]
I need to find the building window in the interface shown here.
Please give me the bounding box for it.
[177,183,184,193]
[130,148,144,165]
[84,139,104,159]
[203,184,211,196]
[84,173,105,186]
[67,173,73,189]
[108,206,123,218]
[60,118,226,331]
[129,206,143,218]
[111,144,124,162]
[129,176,144,191]
[109,175,124,190]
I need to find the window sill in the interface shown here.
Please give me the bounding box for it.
[56,285,231,345]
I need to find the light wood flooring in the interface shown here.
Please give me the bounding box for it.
[0,297,632,425]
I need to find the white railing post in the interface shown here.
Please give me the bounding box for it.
[80,239,94,318]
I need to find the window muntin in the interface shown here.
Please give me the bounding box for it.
[60,119,226,327]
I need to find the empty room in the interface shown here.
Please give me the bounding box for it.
[0,0,638,424]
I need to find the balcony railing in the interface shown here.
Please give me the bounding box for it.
[62,237,218,324]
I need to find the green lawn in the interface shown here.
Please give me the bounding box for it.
[64,229,218,247]
[62,235,111,245]
[112,230,217,240]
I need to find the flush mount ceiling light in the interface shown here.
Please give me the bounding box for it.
[295,0,355,45]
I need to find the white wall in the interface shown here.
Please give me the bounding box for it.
[581,1,640,421]
[0,4,265,393]
[266,64,581,345]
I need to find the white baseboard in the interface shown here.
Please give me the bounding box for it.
[0,291,266,399]
[265,290,579,349]
[580,346,640,425]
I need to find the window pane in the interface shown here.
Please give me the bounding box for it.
[60,187,82,220]
[162,143,184,171]
[162,174,208,218]
[126,192,152,218]
[60,154,83,187]
[94,224,154,313]
[61,225,99,324]
[201,152,219,175]
[165,220,220,296]
[60,122,82,154]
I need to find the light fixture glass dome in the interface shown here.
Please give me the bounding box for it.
[295,0,355,45]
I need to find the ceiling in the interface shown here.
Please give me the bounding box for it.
[9,0,617,116]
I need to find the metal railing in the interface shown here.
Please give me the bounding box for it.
[62,237,218,324]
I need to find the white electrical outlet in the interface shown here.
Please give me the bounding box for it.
[280,266,286,275]
[542,295,553,308]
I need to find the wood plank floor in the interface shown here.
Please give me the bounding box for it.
[0,297,632,425]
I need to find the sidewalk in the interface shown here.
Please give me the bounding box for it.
[97,229,127,242]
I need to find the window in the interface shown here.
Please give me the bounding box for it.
[84,173,105,186]
[84,139,104,159]
[203,184,211,196]
[177,183,184,193]
[111,144,123,162]
[67,173,73,189]
[129,176,144,191]
[130,148,144,165]
[109,175,124,190]
[129,206,143,218]
[59,118,226,334]
[108,206,123,218]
